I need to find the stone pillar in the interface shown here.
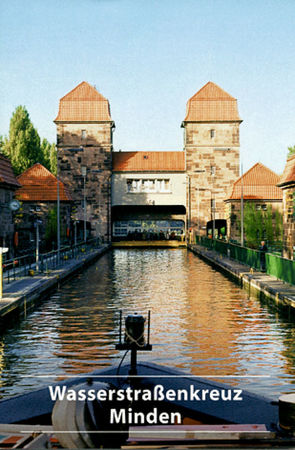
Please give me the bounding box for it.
[182,82,241,237]
[54,82,114,242]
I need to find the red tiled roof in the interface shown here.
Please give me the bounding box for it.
[112,151,185,172]
[278,154,295,187]
[184,81,241,122]
[226,162,282,201]
[54,81,112,122]
[0,154,21,188]
[16,164,72,202]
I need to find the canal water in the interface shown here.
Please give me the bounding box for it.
[0,248,295,400]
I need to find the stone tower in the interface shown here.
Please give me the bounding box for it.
[182,82,242,237]
[54,81,114,241]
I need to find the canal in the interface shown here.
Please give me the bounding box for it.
[0,248,295,400]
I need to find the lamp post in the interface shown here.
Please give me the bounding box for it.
[81,166,87,242]
[188,175,191,230]
[211,166,216,239]
[240,162,244,247]
[194,170,206,236]
[188,170,206,235]
[56,146,61,266]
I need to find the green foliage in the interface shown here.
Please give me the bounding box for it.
[44,206,66,249]
[265,205,273,244]
[44,206,58,250]
[275,209,283,242]
[3,106,56,175]
[41,138,56,174]
[243,203,283,249]
[3,106,41,175]
[0,135,4,153]
[49,143,57,175]
[244,203,260,247]
[287,145,295,158]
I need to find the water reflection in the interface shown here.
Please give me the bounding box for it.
[0,249,295,399]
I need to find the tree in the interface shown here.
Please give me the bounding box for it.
[3,106,56,176]
[274,209,283,244]
[41,138,57,175]
[45,206,57,249]
[49,143,57,176]
[244,203,261,248]
[3,106,42,175]
[287,145,295,158]
[243,203,283,249]
[264,205,273,244]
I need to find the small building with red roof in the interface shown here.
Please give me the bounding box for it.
[15,164,72,252]
[0,154,21,254]
[225,163,283,245]
[278,154,295,259]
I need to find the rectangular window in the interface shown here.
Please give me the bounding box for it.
[81,130,87,139]
[157,179,170,192]
[210,166,216,176]
[126,178,170,193]
[256,204,267,211]
[210,129,215,139]
[127,179,141,193]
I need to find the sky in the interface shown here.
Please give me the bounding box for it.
[0,0,294,174]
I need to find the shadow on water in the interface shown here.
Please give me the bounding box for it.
[0,248,295,400]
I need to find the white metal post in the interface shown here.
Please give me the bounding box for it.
[36,221,39,272]
[0,247,8,300]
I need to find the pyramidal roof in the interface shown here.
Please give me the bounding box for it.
[226,162,282,201]
[190,82,236,101]
[16,163,72,202]
[54,81,112,122]
[183,81,241,122]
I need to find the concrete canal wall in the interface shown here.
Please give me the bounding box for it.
[0,244,110,327]
[188,244,295,310]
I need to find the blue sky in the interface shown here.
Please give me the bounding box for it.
[1,0,294,174]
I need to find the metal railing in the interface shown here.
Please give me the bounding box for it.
[195,235,295,285]
[2,238,102,285]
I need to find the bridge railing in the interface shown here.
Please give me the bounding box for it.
[2,238,101,285]
[195,235,295,285]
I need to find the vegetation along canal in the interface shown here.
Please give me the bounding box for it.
[0,248,294,400]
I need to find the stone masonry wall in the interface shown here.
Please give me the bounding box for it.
[56,122,113,241]
[185,122,240,234]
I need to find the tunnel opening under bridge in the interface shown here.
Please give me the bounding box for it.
[111,205,186,245]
